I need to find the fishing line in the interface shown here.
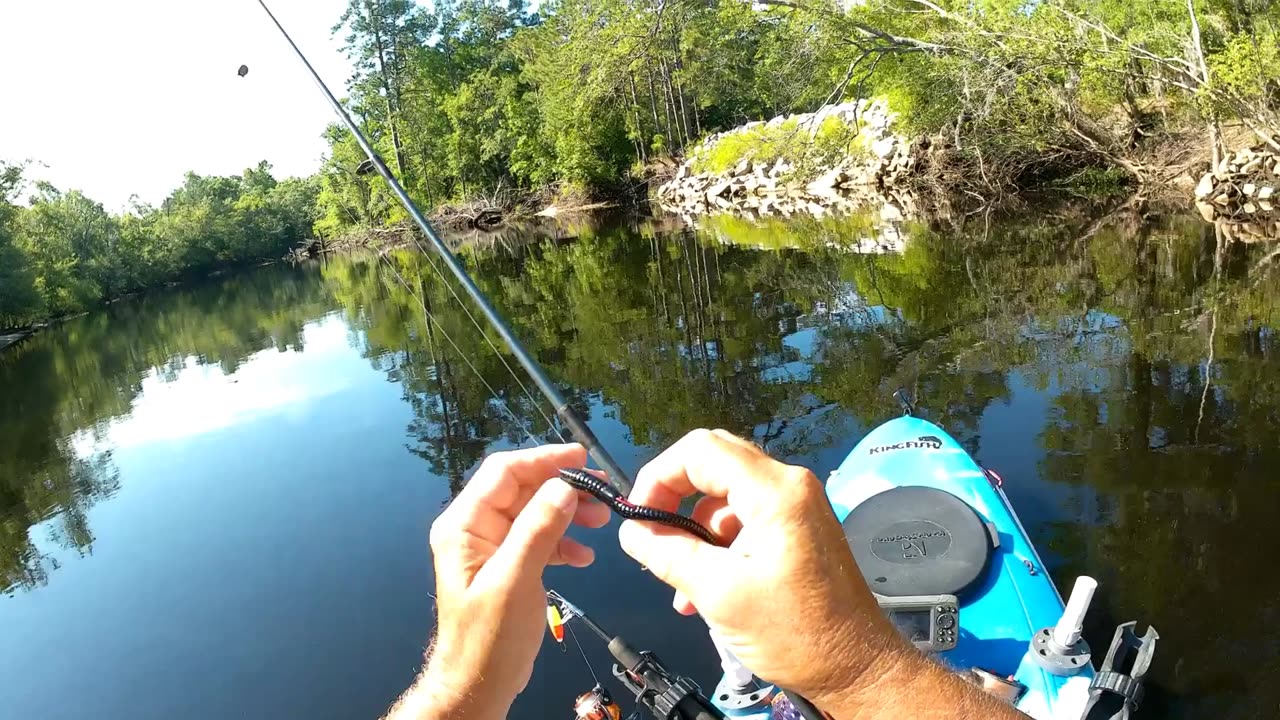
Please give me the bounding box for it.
[406,243,569,443]
[378,252,546,446]
[566,623,601,686]
[254,0,633,493]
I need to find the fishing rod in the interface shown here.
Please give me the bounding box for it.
[252,0,632,494]
[255,7,824,720]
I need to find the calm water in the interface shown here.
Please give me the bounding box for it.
[2,205,1278,719]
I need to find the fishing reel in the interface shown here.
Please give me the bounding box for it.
[573,685,623,720]
[549,590,725,720]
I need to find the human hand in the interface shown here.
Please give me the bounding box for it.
[406,444,610,720]
[617,430,906,714]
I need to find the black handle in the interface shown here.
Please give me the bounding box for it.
[673,694,726,720]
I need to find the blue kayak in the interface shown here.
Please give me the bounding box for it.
[707,412,1155,720]
[825,414,1091,719]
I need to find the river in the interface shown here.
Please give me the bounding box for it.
[1,203,1276,719]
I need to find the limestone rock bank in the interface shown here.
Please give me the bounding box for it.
[1195,147,1280,242]
[655,99,927,219]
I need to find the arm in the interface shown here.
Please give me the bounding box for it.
[384,443,610,720]
[618,429,1026,720]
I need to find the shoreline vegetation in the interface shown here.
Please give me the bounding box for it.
[6,0,1280,336]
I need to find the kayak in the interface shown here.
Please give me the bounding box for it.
[706,410,1156,720]
[826,414,1089,719]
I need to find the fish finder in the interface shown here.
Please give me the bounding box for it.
[875,594,959,652]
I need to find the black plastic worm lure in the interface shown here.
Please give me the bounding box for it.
[558,468,722,546]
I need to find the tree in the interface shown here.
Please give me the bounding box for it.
[334,0,433,185]
[0,163,43,327]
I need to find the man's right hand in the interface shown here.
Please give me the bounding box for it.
[617,429,908,714]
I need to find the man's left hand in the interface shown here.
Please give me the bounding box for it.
[404,444,609,719]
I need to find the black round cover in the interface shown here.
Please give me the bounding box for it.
[842,486,992,597]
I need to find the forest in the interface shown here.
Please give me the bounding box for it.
[5,0,1280,328]
[0,162,317,328]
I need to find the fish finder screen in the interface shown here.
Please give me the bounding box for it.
[887,609,931,643]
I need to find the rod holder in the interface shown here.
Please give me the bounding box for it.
[1029,575,1096,676]
[1054,576,1097,650]
[709,630,754,689]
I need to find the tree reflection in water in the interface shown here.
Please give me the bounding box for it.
[2,203,1277,717]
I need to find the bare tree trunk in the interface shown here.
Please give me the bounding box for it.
[367,7,409,182]
[672,50,694,144]
[628,73,648,163]
[676,79,692,145]
[646,66,664,144]
[1187,0,1223,166]
[660,57,684,147]
[388,24,412,187]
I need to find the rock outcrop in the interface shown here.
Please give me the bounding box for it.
[655,99,926,219]
[1195,147,1280,242]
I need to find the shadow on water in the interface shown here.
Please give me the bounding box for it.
[2,200,1279,719]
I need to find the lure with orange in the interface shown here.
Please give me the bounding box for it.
[547,602,566,643]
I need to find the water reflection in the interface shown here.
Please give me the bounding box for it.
[2,201,1279,718]
[0,267,335,593]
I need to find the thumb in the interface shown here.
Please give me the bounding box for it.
[489,478,578,582]
[618,519,729,602]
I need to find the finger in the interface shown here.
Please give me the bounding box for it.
[631,429,788,523]
[548,536,596,568]
[488,481,608,530]
[617,518,730,601]
[461,443,588,516]
[672,590,696,616]
[438,499,515,551]
[441,444,585,549]
[710,428,762,451]
[691,495,744,541]
[573,494,611,528]
[485,479,579,582]
[484,484,608,526]
[674,495,739,617]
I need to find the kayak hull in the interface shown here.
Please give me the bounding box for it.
[710,416,1091,719]
[826,415,1091,719]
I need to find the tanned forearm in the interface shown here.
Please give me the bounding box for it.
[382,641,508,720]
[822,646,1028,720]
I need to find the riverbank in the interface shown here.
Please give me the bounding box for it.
[303,185,629,260]
[0,329,35,353]
[644,100,1280,243]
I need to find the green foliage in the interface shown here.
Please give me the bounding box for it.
[313,0,1280,209]
[694,115,869,176]
[1208,28,1280,104]
[315,0,853,230]
[1053,166,1134,196]
[0,162,318,327]
[11,0,1280,328]
[0,163,44,327]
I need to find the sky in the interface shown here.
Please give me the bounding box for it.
[0,0,355,211]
